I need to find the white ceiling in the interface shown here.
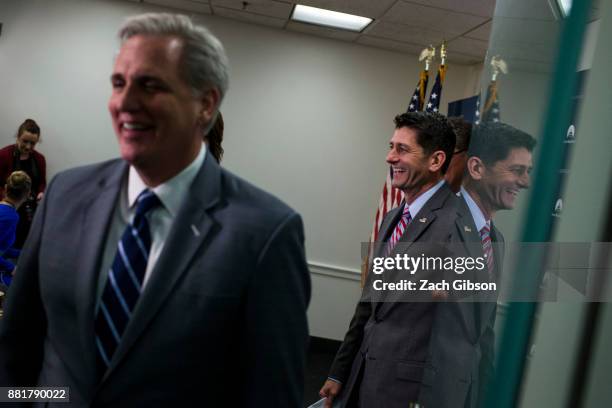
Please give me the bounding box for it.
[125,0,495,65]
[124,0,601,68]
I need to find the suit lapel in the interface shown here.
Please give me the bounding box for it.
[375,206,403,256]
[455,198,487,282]
[454,197,486,341]
[74,160,127,388]
[104,156,223,378]
[374,184,452,318]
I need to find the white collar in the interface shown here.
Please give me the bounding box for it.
[405,179,445,219]
[128,143,206,216]
[460,186,490,232]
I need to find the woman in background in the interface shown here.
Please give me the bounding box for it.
[0,119,47,248]
[205,112,224,163]
[0,171,32,288]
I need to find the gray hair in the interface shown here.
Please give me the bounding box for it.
[118,13,230,119]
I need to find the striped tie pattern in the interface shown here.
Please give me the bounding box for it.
[95,189,160,376]
[480,223,495,279]
[385,204,412,255]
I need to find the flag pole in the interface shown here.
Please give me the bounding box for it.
[479,55,507,123]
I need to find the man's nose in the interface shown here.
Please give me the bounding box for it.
[518,173,530,189]
[115,84,141,112]
[386,150,397,164]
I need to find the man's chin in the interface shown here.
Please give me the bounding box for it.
[502,200,516,210]
[120,148,147,167]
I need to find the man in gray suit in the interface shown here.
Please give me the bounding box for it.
[424,121,535,408]
[320,112,459,408]
[0,13,310,407]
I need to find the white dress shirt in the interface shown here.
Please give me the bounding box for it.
[96,143,206,301]
[404,179,445,219]
[460,186,490,232]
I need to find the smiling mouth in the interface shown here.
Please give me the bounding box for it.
[121,122,154,131]
[507,189,519,197]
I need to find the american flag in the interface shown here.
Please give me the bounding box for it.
[407,69,429,112]
[369,167,403,243]
[362,166,403,286]
[425,64,446,113]
[479,80,500,123]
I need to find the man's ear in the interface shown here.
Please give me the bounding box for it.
[199,87,221,125]
[429,150,447,173]
[466,156,485,180]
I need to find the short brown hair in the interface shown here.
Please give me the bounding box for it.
[448,116,471,153]
[5,171,32,201]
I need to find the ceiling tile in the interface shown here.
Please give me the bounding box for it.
[295,0,398,19]
[381,2,489,35]
[401,0,495,18]
[211,0,292,19]
[143,0,212,14]
[357,36,428,55]
[446,52,484,64]
[494,0,556,20]
[213,6,287,28]
[286,21,360,42]
[464,20,491,41]
[447,36,488,57]
[365,21,447,45]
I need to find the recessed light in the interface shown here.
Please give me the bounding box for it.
[291,4,373,32]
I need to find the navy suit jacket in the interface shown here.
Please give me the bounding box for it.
[0,155,311,407]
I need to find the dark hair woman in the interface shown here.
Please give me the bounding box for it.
[205,112,224,163]
[0,171,32,288]
[0,119,47,248]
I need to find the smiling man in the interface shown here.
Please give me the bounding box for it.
[320,112,460,408]
[449,121,536,407]
[463,122,535,219]
[0,13,310,407]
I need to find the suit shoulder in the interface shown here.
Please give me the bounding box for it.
[48,159,124,194]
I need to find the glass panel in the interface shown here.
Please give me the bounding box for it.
[467,0,609,406]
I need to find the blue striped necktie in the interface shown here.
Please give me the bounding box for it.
[95,189,160,377]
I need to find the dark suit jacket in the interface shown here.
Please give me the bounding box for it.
[329,183,460,408]
[419,195,505,408]
[0,156,311,407]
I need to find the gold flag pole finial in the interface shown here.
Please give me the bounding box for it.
[440,41,447,65]
[490,55,508,81]
[419,45,436,71]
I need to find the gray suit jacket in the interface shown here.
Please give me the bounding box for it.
[0,156,311,407]
[330,183,460,408]
[420,195,504,408]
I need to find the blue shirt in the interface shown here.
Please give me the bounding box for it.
[0,203,20,272]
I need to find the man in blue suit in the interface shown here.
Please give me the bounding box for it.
[0,13,310,407]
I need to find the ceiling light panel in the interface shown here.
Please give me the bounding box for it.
[291,4,373,32]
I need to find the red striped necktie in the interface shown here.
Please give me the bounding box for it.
[385,204,412,255]
[480,222,495,279]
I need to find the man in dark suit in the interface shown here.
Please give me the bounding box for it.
[0,13,310,407]
[320,112,459,408]
[425,121,536,408]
